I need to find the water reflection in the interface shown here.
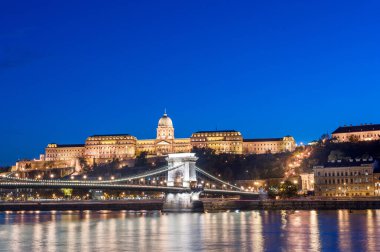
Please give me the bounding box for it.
[250,211,263,251]
[309,210,321,252]
[338,210,351,251]
[0,210,378,251]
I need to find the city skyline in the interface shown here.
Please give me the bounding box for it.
[1,2,380,251]
[1,109,374,166]
[1,1,380,165]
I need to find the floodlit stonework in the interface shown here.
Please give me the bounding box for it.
[12,112,296,172]
[332,124,380,142]
[190,130,243,154]
[243,136,296,154]
[314,158,377,197]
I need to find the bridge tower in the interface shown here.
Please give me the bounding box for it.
[163,153,203,212]
[166,153,198,188]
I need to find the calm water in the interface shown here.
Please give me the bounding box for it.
[0,210,379,251]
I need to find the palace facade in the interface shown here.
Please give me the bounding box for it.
[313,158,378,197]
[13,112,296,171]
[332,124,380,142]
[190,130,243,154]
[243,136,296,154]
[45,113,192,164]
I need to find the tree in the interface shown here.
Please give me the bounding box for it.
[279,181,298,198]
[61,188,73,199]
[267,186,279,198]
[78,157,91,172]
[135,151,148,167]
[348,135,360,142]
[0,166,11,173]
[319,133,330,145]
[320,133,330,141]
[328,150,345,161]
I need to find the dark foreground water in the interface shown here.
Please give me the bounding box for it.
[0,210,379,251]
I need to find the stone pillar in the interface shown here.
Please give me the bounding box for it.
[166,153,198,188]
[162,192,204,212]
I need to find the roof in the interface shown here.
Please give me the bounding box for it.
[90,134,131,137]
[56,144,84,148]
[158,113,173,127]
[322,159,375,168]
[332,124,380,134]
[194,130,238,133]
[373,161,380,173]
[244,138,283,142]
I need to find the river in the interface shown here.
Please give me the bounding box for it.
[0,210,379,251]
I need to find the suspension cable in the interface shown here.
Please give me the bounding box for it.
[2,164,184,184]
[101,164,183,183]
[195,166,241,191]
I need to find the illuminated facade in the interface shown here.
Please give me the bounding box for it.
[332,124,380,142]
[314,158,376,197]
[13,112,296,172]
[45,144,84,161]
[44,114,295,161]
[242,136,296,154]
[84,134,137,159]
[190,130,243,154]
[300,172,315,193]
[136,113,192,156]
[46,113,191,163]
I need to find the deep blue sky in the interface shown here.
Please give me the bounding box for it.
[1,1,379,165]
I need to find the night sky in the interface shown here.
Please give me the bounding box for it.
[1,1,379,165]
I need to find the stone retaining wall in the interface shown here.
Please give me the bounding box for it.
[203,199,380,211]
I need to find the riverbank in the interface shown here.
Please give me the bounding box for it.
[203,198,380,211]
[0,200,163,211]
[2,199,380,211]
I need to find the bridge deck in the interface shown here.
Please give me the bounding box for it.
[0,181,190,193]
[0,181,258,196]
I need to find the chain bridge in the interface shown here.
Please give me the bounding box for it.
[0,153,259,212]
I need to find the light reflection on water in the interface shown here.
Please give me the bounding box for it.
[0,210,379,251]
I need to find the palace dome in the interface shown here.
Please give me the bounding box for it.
[158,113,173,127]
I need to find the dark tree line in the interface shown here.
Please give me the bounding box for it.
[300,140,380,173]
[193,147,290,181]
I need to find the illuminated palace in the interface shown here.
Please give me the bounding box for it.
[332,124,380,142]
[313,157,379,197]
[44,112,192,163]
[14,112,295,171]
